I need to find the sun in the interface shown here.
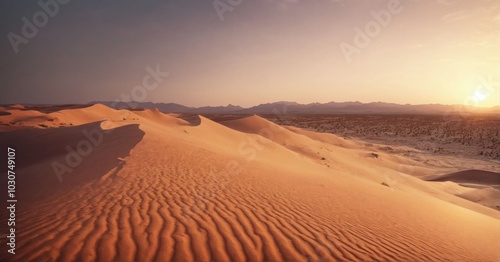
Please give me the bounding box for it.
[474,89,486,101]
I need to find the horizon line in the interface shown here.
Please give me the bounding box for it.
[3,100,499,109]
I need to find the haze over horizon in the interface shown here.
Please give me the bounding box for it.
[1,0,498,107]
[88,99,500,109]
[4,100,500,110]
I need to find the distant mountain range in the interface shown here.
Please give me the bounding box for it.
[92,101,500,115]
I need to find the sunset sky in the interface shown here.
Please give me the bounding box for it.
[0,0,498,107]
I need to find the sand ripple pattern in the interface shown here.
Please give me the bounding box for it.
[2,115,499,262]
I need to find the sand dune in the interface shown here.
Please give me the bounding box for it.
[0,121,144,202]
[1,105,499,261]
[457,186,500,211]
[427,170,500,212]
[427,169,500,185]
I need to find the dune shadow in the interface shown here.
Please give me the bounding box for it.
[178,114,202,126]
[207,114,253,122]
[426,169,500,186]
[0,121,144,203]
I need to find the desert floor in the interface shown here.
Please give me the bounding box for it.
[0,104,499,262]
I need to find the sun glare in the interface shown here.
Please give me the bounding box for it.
[474,90,487,101]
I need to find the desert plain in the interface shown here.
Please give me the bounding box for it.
[0,104,499,262]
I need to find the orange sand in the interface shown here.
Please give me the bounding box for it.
[0,104,499,261]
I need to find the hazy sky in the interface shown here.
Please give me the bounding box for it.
[0,0,498,107]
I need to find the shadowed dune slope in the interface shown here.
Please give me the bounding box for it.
[427,170,500,185]
[0,121,144,203]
